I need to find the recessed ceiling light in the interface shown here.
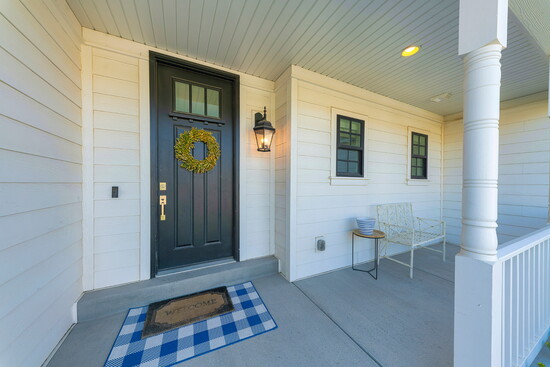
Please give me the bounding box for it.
[401,45,420,57]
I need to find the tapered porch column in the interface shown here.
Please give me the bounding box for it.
[460,43,502,260]
[454,0,508,366]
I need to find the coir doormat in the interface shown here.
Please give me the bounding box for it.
[104,282,277,367]
[142,286,234,338]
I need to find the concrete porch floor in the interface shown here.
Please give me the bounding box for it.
[47,244,458,367]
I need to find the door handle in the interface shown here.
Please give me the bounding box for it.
[159,195,167,221]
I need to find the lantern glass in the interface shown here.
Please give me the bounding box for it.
[254,127,275,152]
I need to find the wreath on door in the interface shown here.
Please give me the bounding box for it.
[174,128,221,173]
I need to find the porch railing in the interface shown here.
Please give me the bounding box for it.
[498,225,550,367]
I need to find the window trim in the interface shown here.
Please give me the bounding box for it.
[407,127,431,185]
[330,108,369,186]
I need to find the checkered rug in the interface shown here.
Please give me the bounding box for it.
[104,282,277,367]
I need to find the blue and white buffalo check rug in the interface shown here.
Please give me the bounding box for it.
[104,282,277,367]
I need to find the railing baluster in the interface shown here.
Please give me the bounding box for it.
[515,255,520,365]
[496,228,550,367]
[506,259,512,367]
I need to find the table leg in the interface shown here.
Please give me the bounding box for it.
[352,233,355,270]
[352,233,378,280]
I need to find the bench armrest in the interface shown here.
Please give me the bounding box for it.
[415,217,446,235]
[378,221,415,237]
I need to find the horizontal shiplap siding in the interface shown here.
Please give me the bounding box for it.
[242,88,274,261]
[90,48,141,289]
[0,1,82,366]
[86,40,276,288]
[443,100,550,245]
[274,77,289,277]
[294,78,443,280]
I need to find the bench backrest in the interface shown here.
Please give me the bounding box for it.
[376,202,414,229]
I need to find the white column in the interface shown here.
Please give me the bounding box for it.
[455,1,507,366]
[460,43,503,261]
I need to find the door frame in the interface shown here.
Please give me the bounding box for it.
[149,51,240,277]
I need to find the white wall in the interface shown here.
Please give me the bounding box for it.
[85,47,142,289]
[274,68,295,279]
[0,1,82,366]
[81,29,276,290]
[443,98,550,245]
[280,66,444,281]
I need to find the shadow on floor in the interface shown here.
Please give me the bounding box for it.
[47,244,459,367]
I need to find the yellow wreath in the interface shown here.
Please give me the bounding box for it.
[174,128,221,174]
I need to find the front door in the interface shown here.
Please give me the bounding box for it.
[151,54,237,275]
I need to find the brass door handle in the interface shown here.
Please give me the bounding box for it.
[160,195,167,221]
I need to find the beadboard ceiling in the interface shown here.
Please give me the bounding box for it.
[67,0,549,116]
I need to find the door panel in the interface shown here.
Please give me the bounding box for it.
[153,58,236,273]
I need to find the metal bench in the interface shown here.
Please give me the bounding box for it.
[376,202,446,278]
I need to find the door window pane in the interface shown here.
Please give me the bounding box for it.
[191,85,205,115]
[174,81,190,113]
[206,89,220,118]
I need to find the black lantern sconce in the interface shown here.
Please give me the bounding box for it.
[253,106,276,152]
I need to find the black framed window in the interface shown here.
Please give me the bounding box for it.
[173,79,221,119]
[336,115,364,177]
[411,132,428,179]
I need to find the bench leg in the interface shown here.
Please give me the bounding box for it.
[410,247,414,279]
[442,239,446,263]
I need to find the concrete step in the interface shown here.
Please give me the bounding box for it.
[77,256,279,322]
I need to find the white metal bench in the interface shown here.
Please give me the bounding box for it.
[376,202,446,278]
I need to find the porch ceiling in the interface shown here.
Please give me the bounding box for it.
[67,0,549,116]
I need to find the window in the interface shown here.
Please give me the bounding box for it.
[173,79,221,119]
[411,132,428,179]
[336,115,364,177]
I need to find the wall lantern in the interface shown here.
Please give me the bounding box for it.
[253,106,275,152]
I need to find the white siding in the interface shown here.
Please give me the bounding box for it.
[241,88,275,261]
[0,1,82,366]
[274,70,291,278]
[288,67,444,281]
[89,48,141,289]
[443,100,550,245]
[82,30,276,289]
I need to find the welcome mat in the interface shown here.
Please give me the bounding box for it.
[142,287,234,338]
[104,282,277,367]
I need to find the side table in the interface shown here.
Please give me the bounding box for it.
[352,229,385,280]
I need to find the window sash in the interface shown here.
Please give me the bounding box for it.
[411,132,428,179]
[337,115,364,177]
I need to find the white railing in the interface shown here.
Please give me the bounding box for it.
[498,225,550,367]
